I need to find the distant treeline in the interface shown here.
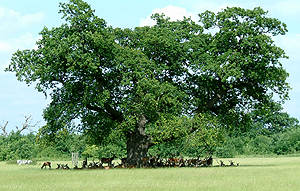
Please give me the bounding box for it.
[1,124,300,161]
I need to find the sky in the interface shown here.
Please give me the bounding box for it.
[0,0,300,132]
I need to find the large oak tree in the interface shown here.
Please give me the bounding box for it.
[6,0,289,165]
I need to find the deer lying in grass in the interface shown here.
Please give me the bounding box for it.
[199,156,213,167]
[56,163,70,169]
[100,155,115,167]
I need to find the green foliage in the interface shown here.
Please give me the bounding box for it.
[273,128,300,155]
[215,144,236,158]
[82,145,99,159]
[35,145,65,159]
[249,135,273,154]
[0,113,300,160]
[215,125,300,157]
[250,103,300,135]
[146,115,190,144]
[36,126,86,156]
[147,114,226,158]
[148,140,184,158]
[0,126,88,161]
[183,114,225,157]
[0,132,36,160]
[98,144,126,158]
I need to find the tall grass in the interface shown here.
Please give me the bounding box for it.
[0,157,300,191]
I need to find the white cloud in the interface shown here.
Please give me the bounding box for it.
[140,5,197,27]
[192,1,239,13]
[139,2,260,27]
[0,6,44,55]
[0,33,39,53]
[0,7,44,33]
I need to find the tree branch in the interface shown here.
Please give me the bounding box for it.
[0,121,8,136]
[86,103,123,122]
[16,115,38,133]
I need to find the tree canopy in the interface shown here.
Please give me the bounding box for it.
[6,0,289,165]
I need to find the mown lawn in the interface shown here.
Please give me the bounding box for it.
[1,157,300,191]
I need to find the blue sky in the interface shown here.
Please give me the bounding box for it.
[0,0,300,132]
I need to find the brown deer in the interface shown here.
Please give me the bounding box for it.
[100,155,115,167]
[167,158,180,167]
[200,156,213,167]
[120,158,128,167]
[41,162,51,169]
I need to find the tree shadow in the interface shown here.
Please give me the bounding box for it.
[237,164,277,167]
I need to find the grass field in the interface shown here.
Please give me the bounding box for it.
[1,157,300,191]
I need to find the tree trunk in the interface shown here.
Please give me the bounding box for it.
[126,115,151,167]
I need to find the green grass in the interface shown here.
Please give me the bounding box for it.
[1,157,300,191]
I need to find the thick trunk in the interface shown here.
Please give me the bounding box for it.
[126,115,151,167]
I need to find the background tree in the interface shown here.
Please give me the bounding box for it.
[249,103,300,135]
[0,116,38,160]
[182,114,225,157]
[82,145,99,161]
[6,0,289,165]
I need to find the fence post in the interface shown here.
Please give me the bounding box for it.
[72,152,79,168]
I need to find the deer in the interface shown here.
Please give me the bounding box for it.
[100,155,115,167]
[41,162,51,169]
[199,156,213,167]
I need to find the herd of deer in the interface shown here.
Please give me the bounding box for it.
[136,156,214,168]
[79,156,215,169]
[41,162,71,169]
[41,156,239,169]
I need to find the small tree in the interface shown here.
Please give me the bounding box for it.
[82,145,99,161]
